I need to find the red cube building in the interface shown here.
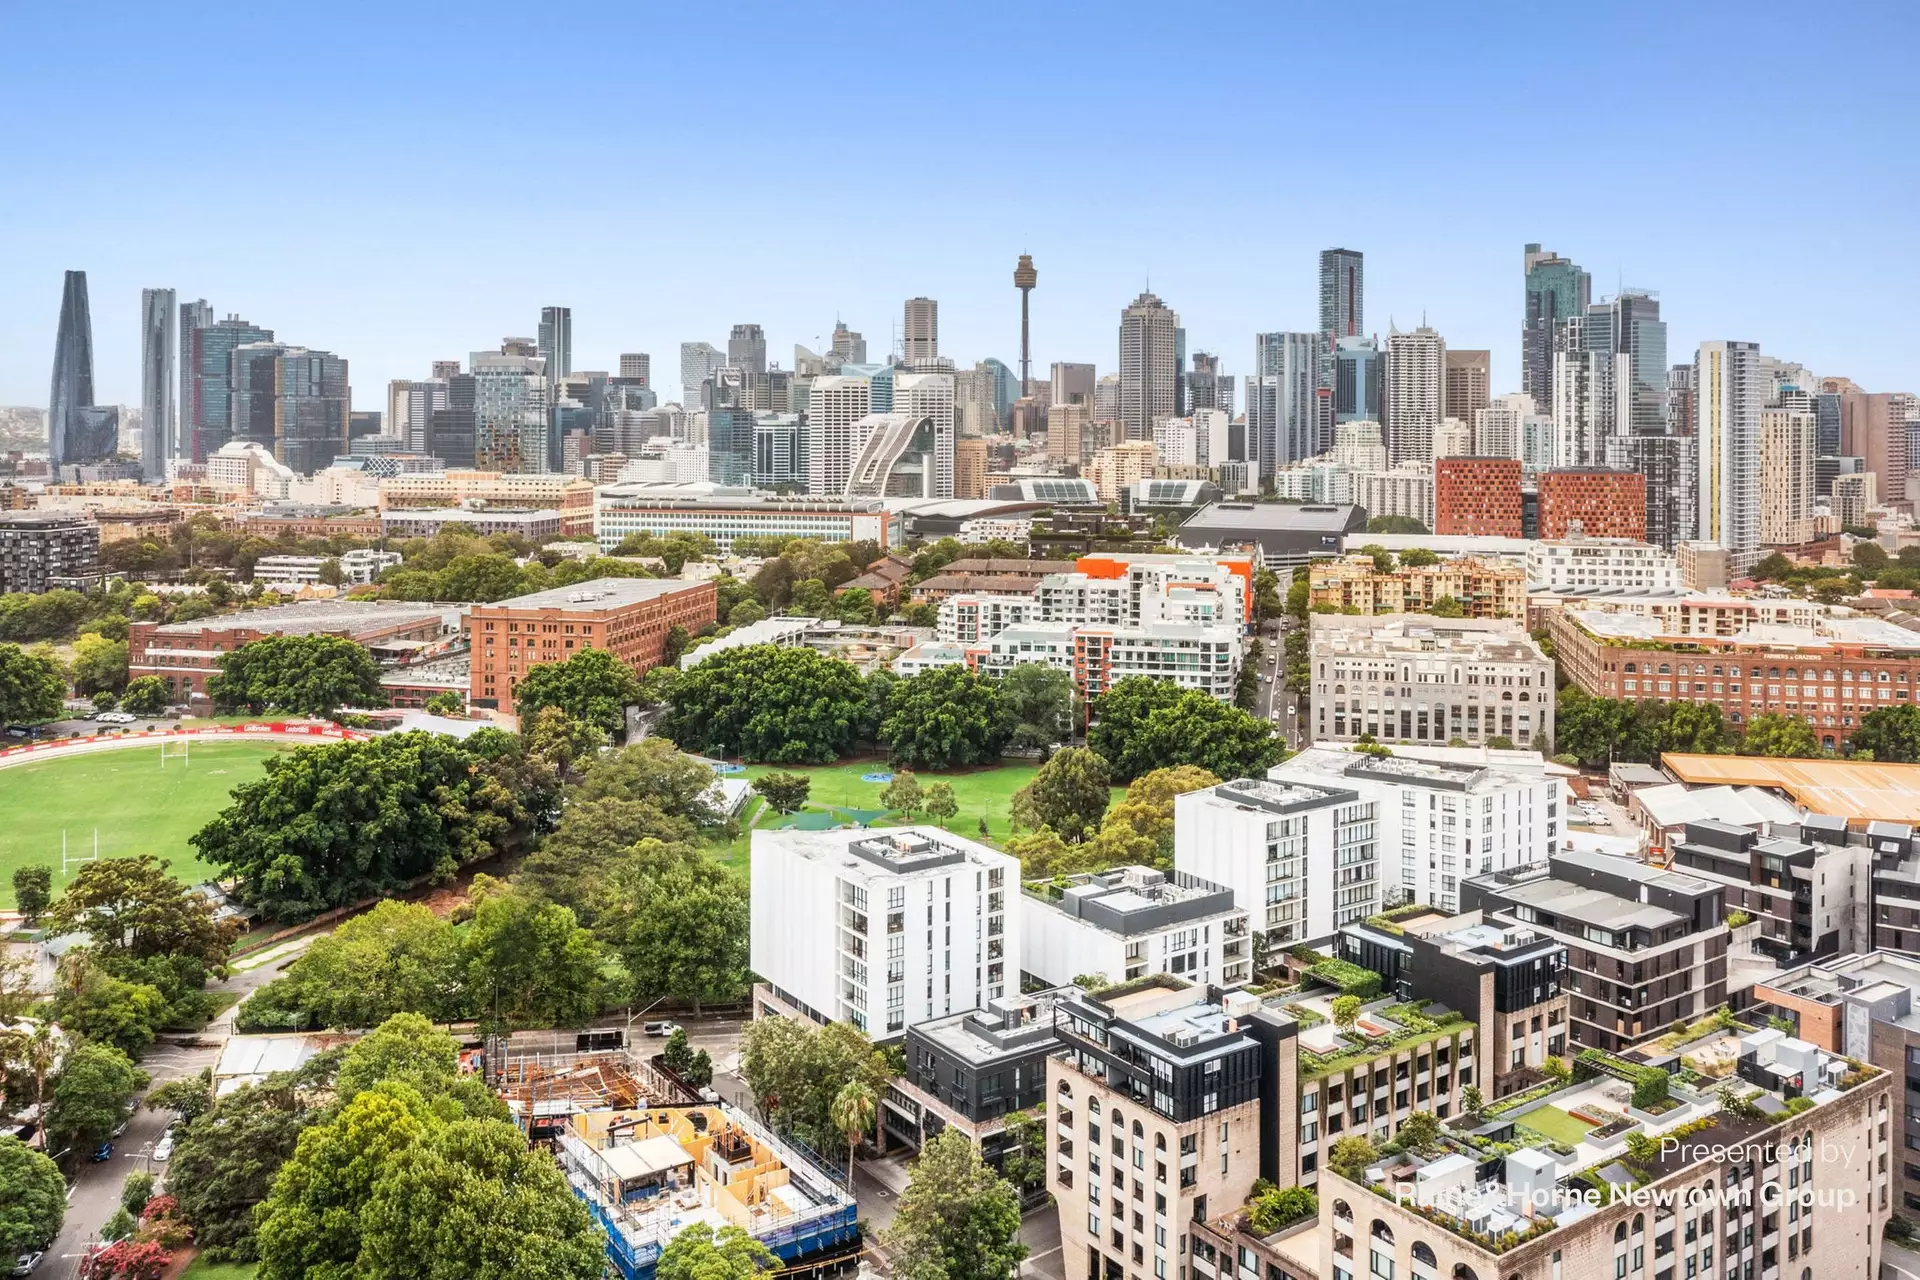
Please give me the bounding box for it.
[1434,457,1523,537]
[1538,468,1647,540]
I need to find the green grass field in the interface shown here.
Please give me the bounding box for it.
[1516,1104,1597,1146]
[705,761,1128,878]
[0,742,285,908]
[180,1259,258,1279]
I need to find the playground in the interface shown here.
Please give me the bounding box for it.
[0,739,284,907]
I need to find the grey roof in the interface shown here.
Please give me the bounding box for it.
[1553,846,1714,894]
[487,577,708,610]
[152,600,454,637]
[1497,876,1685,932]
[1180,502,1366,534]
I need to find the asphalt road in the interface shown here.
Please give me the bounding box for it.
[1255,621,1307,751]
[38,935,318,1278]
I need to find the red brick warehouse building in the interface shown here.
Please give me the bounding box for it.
[467,576,717,712]
[1537,468,1647,539]
[1433,456,1523,536]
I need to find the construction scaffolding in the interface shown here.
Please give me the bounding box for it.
[494,1050,699,1138]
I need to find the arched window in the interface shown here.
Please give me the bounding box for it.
[1412,1244,1438,1268]
[1372,1221,1394,1244]
[1632,1213,1645,1234]
[1132,1119,1144,1137]
[1057,1080,1073,1096]
[1768,667,1780,678]
[1453,1266,1478,1280]
[1519,692,1530,702]
[1658,663,1671,674]
[1156,1134,1166,1150]
[1614,1223,1628,1243]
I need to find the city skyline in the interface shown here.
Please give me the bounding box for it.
[2,3,1916,410]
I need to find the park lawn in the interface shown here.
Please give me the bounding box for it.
[180,1259,258,1279]
[1516,1104,1597,1146]
[0,741,286,908]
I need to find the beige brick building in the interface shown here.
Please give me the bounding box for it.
[1307,555,1524,620]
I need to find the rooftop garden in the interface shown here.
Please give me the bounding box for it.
[1300,1001,1468,1079]
[1359,903,1446,936]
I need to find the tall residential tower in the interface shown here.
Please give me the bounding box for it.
[1118,290,1178,441]
[140,288,177,479]
[48,270,98,468]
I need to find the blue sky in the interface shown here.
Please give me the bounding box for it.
[3,1,1916,412]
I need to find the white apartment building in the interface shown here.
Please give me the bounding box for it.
[893,370,957,499]
[1271,459,1355,505]
[1695,339,1765,572]
[937,619,1242,703]
[207,440,296,498]
[938,593,1044,644]
[1152,418,1199,466]
[805,375,873,496]
[1352,462,1434,528]
[1330,419,1389,470]
[1173,777,1382,950]
[339,549,403,584]
[1309,615,1556,749]
[1017,866,1252,990]
[1385,325,1445,465]
[251,555,332,588]
[1523,538,1679,593]
[748,827,1017,1041]
[1471,394,1535,462]
[1032,553,1250,629]
[1269,747,1560,913]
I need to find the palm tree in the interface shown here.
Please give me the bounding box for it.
[830,1080,878,1186]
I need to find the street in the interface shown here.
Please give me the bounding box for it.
[1254,622,1307,752]
[37,933,317,1279]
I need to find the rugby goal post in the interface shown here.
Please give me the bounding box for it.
[158,738,190,768]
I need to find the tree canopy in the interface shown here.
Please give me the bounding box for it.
[739,1017,892,1157]
[996,663,1075,752]
[0,1135,65,1255]
[461,877,606,1034]
[1088,678,1286,781]
[0,643,65,724]
[657,1225,778,1280]
[193,732,534,920]
[513,647,645,740]
[882,1128,1027,1280]
[1738,712,1820,758]
[44,855,234,965]
[1010,747,1111,842]
[1852,704,1920,763]
[662,644,870,763]
[46,1042,149,1155]
[207,633,386,719]
[880,666,1010,770]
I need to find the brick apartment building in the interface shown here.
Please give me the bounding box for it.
[1433,456,1523,536]
[1536,467,1647,539]
[468,576,717,710]
[129,600,455,703]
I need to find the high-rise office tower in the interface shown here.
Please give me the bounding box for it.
[188,315,274,459]
[537,307,572,378]
[728,324,767,375]
[48,270,99,468]
[1606,433,1695,552]
[428,374,478,468]
[176,299,212,461]
[680,342,725,406]
[830,321,867,366]
[1333,337,1383,425]
[981,358,1017,424]
[619,353,650,384]
[903,297,938,363]
[1317,248,1364,439]
[140,288,177,479]
[471,343,552,472]
[1384,325,1446,465]
[1051,362,1096,407]
[1695,340,1764,571]
[1443,349,1490,427]
[1188,352,1234,418]
[432,360,462,380]
[894,370,957,498]
[1668,364,1696,437]
[1585,291,1669,436]
[708,407,757,486]
[1117,291,1178,441]
[1814,388,1844,457]
[1246,333,1318,477]
[264,348,351,475]
[1522,243,1591,413]
[1174,325,1188,418]
[806,375,873,495]
[1838,389,1912,507]
[390,378,449,453]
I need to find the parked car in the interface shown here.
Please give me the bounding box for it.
[89,1140,113,1162]
[153,1130,175,1161]
[13,1251,45,1276]
[642,1021,680,1038]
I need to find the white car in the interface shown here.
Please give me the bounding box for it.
[153,1130,175,1161]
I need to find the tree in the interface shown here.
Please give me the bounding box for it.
[997,663,1075,751]
[78,1239,171,1280]
[662,645,870,763]
[1854,540,1890,571]
[0,644,65,724]
[662,1027,695,1076]
[49,953,168,1059]
[1739,712,1820,759]
[881,666,1010,769]
[1428,595,1466,618]
[166,1065,336,1262]
[753,771,812,815]
[422,690,464,717]
[830,1080,878,1184]
[739,1018,892,1156]
[923,781,959,827]
[658,1225,778,1280]
[207,633,386,719]
[100,1206,135,1242]
[1397,547,1440,568]
[728,600,768,627]
[1010,747,1111,842]
[1659,700,1728,755]
[119,676,169,717]
[1088,678,1285,782]
[882,1128,1027,1280]
[461,877,605,1034]
[1751,551,1795,581]
[513,647,645,741]
[193,732,533,920]
[1397,1110,1442,1155]
[1327,1134,1379,1181]
[882,770,925,818]
[1330,995,1361,1033]
[44,855,233,965]
[1461,1084,1485,1119]
[0,1135,64,1255]
[46,1042,149,1156]
[120,1171,155,1218]
[1252,568,1284,623]
[1853,704,1920,763]
[11,864,52,922]
[69,633,129,695]
[1093,765,1220,869]
[1247,1185,1317,1235]
[1367,516,1428,535]
[612,861,750,1014]
[257,901,465,1030]
[145,1072,212,1125]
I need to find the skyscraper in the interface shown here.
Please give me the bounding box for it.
[893,370,957,498]
[1117,291,1178,441]
[48,270,98,468]
[1318,248,1364,440]
[830,322,867,366]
[1188,352,1234,417]
[680,342,725,406]
[806,376,873,496]
[471,342,551,472]
[619,353,650,383]
[1695,340,1764,571]
[981,358,1017,423]
[1585,291,1669,436]
[1522,244,1591,412]
[537,307,572,379]
[1333,337,1383,425]
[1385,325,1446,465]
[1250,332,1320,475]
[728,324,767,375]
[176,299,211,460]
[903,297,938,363]
[1759,408,1817,546]
[140,288,177,480]
[1443,349,1490,427]
[189,315,275,459]
[1051,362,1096,407]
